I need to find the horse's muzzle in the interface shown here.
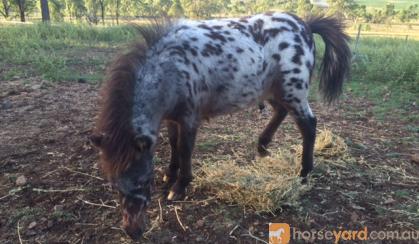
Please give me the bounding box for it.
[123,225,144,240]
[122,209,148,240]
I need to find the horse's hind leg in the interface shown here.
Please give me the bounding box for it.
[258,100,288,156]
[288,101,317,177]
[163,122,180,190]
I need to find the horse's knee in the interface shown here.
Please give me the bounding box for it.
[297,115,316,139]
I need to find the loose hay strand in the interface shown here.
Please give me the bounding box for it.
[195,129,350,212]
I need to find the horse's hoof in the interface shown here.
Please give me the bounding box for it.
[167,190,185,201]
[167,190,175,200]
[257,145,270,157]
[163,174,169,183]
[162,174,177,191]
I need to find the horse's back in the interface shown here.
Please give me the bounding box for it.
[153,12,315,117]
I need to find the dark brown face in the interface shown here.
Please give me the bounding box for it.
[115,150,154,240]
[119,188,151,239]
[90,133,154,240]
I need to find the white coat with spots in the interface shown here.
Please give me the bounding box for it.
[131,11,350,198]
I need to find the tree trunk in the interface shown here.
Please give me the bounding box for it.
[17,0,25,22]
[115,0,119,25]
[40,0,50,22]
[1,0,11,18]
[100,1,104,25]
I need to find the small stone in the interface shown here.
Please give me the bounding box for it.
[26,230,37,236]
[384,198,396,204]
[31,84,42,90]
[15,175,27,186]
[47,220,54,228]
[196,219,205,228]
[1,100,12,110]
[411,154,419,164]
[350,212,359,222]
[28,221,37,229]
[54,205,64,212]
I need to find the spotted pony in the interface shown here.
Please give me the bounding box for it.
[91,12,351,239]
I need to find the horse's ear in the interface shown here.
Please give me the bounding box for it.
[135,135,152,151]
[89,133,103,148]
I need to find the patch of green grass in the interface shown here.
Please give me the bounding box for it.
[50,210,77,222]
[313,35,419,120]
[355,0,416,10]
[8,207,44,227]
[197,138,220,151]
[0,22,137,82]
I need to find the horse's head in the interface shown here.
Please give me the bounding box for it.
[91,133,155,240]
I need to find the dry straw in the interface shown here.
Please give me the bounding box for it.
[195,129,350,212]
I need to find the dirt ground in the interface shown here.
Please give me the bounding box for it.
[0,77,418,243]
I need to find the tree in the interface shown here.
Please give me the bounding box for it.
[181,0,222,18]
[0,0,12,18]
[12,0,36,22]
[40,0,50,22]
[97,0,106,24]
[49,0,64,21]
[327,0,360,21]
[65,0,86,21]
[398,4,418,23]
[86,0,99,24]
[168,0,183,17]
[296,0,313,16]
[384,3,396,18]
[108,0,120,24]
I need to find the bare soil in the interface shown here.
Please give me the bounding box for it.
[0,77,418,243]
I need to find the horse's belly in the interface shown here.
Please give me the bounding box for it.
[202,79,266,117]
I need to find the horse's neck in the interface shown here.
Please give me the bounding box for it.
[131,71,176,141]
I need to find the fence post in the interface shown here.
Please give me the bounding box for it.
[352,24,362,61]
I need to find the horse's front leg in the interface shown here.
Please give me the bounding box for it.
[167,121,198,201]
[163,122,180,191]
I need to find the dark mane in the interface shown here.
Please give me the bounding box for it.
[94,22,169,179]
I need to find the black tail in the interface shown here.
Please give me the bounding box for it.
[306,15,351,104]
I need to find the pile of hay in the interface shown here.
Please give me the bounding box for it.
[195,129,348,212]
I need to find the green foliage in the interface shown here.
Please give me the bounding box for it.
[168,0,184,17]
[397,4,418,22]
[50,0,65,21]
[10,0,37,21]
[65,0,87,20]
[181,0,223,18]
[1,0,418,24]
[327,0,361,20]
[0,0,13,18]
[0,23,137,81]
[347,37,419,119]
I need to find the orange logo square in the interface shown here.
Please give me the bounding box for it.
[269,223,290,244]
